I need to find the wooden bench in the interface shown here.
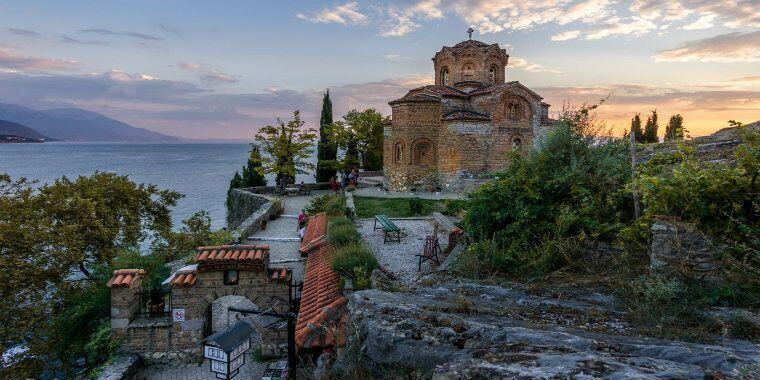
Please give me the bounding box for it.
[373,214,401,243]
[417,234,441,270]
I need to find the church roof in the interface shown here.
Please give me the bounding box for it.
[389,85,467,105]
[468,81,544,100]
[442,109,491,121]
[451,39,490,50]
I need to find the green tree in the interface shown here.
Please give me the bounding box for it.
[253,110,317,184]
[631,113,644,142]
[328,109,387,171]
[664,114,685,141]
[316,90,338,182]
[644,109,659,143]
[241,145,267,187]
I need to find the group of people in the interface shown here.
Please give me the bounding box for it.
[329,167,360,194]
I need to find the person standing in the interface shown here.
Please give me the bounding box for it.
[329,176,339,193]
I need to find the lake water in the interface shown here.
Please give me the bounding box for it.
[0,142,314,230]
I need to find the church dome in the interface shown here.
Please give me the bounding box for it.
[451,39,490,50]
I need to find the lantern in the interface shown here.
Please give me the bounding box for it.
[203,320,255,379]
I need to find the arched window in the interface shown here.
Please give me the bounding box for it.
[489,65,498,83]
[412,139,433,165]
[441,68,449,86]
[512,137,523,150]
[507,102,522,119]
[394,142,404,164]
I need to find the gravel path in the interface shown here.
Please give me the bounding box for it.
[356,218,449,284]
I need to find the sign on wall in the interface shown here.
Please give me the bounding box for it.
[172,308,186,322]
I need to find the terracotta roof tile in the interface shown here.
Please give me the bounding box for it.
[295,242,347,350]
[106,269,145,288]
[195,244,269,271]
[389,85,468,105]
[269,267,292,282]
[299,213,328,256]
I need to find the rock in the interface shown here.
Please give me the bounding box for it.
[334,282,760,379]
[97,354,140,380]
[650,218,726,282]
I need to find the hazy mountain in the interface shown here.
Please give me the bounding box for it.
[0,119,50,140]
[0,103,180,142]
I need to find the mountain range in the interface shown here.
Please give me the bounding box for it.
[0,103,179,142]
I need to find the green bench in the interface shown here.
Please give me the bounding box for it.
[373,214,401,243]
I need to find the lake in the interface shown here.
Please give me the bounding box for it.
[0,142,314,230]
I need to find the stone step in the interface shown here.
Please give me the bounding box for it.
[279,214,298,218]
[246,236,300,242]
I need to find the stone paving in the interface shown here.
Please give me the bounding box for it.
[357,218,449,283]
[352,186,464,200]
[132,192,322,379]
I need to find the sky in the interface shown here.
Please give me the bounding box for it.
[0,0,758,139]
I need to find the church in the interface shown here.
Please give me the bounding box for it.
[384,31,556,191]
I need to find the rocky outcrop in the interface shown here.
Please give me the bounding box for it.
[335,281,759,379]
[641,120,759,164]
[650,218,726,282]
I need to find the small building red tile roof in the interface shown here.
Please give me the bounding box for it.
[107,269,145,288]
[170,266,199,287]
[196,244,269,262]
[295,243,347,349]
[299,213,327,256]
[442,109,491,121]
[268,267,292,282]
[296,211,348,350]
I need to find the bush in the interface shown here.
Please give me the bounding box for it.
[408,197,423,215]
[332,244,378,279]
[462,122,632,277]
[328,215,353,229]
[328,223,362,248]
[443,199,468,216]
[304,193,335,215]
[325,196,347,216]
[84,320,118,371]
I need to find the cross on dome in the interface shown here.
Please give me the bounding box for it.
[467,27,474,40]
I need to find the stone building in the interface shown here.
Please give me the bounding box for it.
[384,34,555,190]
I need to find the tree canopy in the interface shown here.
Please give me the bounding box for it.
[253,110,317,184]
[316,90,338,182]
[328,109,387,171]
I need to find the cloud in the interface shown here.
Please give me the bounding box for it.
[156,22,181,36]
[176,61,240,85]
[379,10,421,36]
[296,2,368,25]
[654,31,760,62]
[60,35,108,45]
[382,54,411,61]
[584,17,658,40]
[555,0,613,25]
[509,57,562,73]
[7,28,41,38]
[682,14,716,30]
[80,28,164,41]
[551,30,581,41]
[630,0,759,28]
[0,48,79,72]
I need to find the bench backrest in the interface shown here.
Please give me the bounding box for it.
[375,214,399,230]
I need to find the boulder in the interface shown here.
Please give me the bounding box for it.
[334,282,760,379]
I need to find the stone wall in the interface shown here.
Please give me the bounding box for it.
[227,188,282,240]
[110,283,141,341]
[650,218,726,283]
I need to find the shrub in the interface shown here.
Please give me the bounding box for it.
[84,320,118,371]
[325,196,347,216]
[443,199,468,216]
[332,244,378,278]
[328,215,353,230]
[304,193,335,215]
[408,197,423,215]
[328,223,362,248]
[462,121,632,277]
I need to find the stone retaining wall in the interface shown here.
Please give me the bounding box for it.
[650,218,725,283]
[227,189,282,240]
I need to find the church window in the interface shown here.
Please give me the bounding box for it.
[507,102,522,119]
[512,138,523,150]
[412,139,433,165]
[462,63,474,79]
[394,142,404,164]
[441,68,449,86]
[489,65,498,82]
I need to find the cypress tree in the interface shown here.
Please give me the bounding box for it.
[242,145,267,187]
[316,90,337,182]
[664,114,685,141]
[631,114,644,142]
[644,110,659,143]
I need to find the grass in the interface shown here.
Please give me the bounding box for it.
[353,196,446,218]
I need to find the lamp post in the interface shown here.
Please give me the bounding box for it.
[203,320,255,380]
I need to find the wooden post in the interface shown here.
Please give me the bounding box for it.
[630,127,641,218]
